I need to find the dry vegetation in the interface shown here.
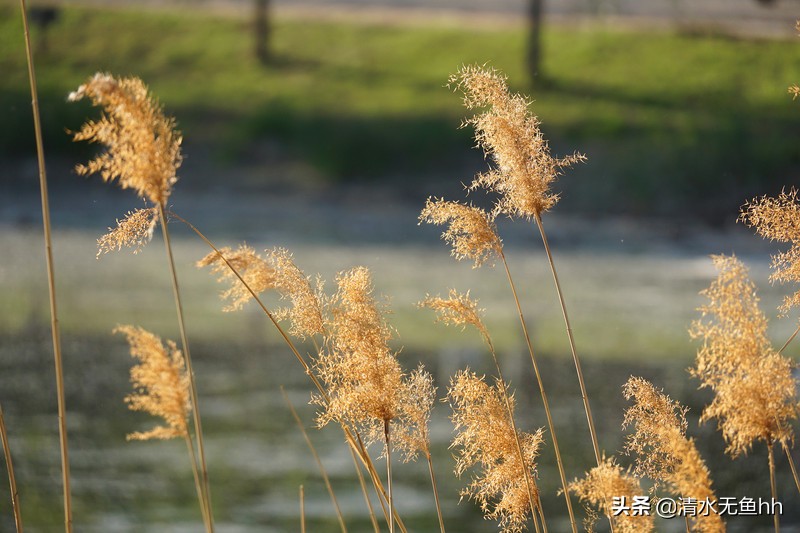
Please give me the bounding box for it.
[4,4,800,532]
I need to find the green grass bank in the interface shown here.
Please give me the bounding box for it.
[3,5,800,217]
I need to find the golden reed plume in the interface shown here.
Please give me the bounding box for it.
[448,370,544,533]
[449,65,585,219]
[198,246,324,338]
[419,199,502,267]
[623,377,723,533]
[69,73,182,206]
[97,207,158,257]
[741,188,800,314]
[115,325,190,441]
[568,457,654,533]
[690,255,798,457]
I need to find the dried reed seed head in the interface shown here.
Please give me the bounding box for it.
[419,289,491,344]
[315,267,407,448]
[451,65,586,219]
[741,189,800,313]
[448,369,544,533]
[96,207,158,257]
[70,73,182,206]
[419,198,502,267]
[568,456,654,533]
[622,377,724,533]
[114,325,190,441]
[197,245,277,312]
[690,254,799,457]
[394,365,437,461]
[267,248,325,339]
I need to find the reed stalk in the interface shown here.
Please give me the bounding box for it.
[384,420,394,533]
[157,205,214,531]
[768,440,780,533]
[282,388,348,533]
[350,446,381,533]
[499,250,577,532]
[184,433,212,533]
[778,323,800,355]
[424,451,446,533]
[0,405,23,533]
[782,442,800,495]
[533,213,602,466]
[300,485,306,533]
[18,2,71,531]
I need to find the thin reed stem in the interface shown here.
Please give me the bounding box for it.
[536,494,548,533]
[184,433,212,533]
[0,405,23,533]
[778,322,800,355]
[425,451,446,533]
[384,420,394,533]
[499,250,577,532]
[282,388,348,533]
[533,214,602,466]
[531,504,541,533]
[169,211,408,533]
[18,2,71,530]
[350,445,381,533]
[533,214,615,533]
[300,485,306,533]
[685,515,692,533]
[158,205,214,531]
[782,442,800,496]
[485,336,543,531]
[768,441,779,533]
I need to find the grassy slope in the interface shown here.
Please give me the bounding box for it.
[2,5,799,215]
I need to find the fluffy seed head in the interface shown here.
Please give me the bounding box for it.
[420,198,502,267]
[690,255,799,456]
[315,267,406,447]
[448,369,544,533]
[394,365,437,462]
[450,65,585,219]
[97,207,158,257]
[622,377,723,533]
[70,73,182,206]
[568,456,654,533]
[197,245,277,312]
[115,325,190,441]
[420,289,491,345]
[741,189,800,314]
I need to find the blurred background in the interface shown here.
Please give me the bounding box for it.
[2,0,800,531]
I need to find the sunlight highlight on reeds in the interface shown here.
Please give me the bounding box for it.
[448,370,544,533]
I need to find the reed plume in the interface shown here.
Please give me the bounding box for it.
[419,199,502,267]
[449,65,585,220]
[72,74,213,529]
[115,325,212,531]
[690,255,798,457]
[198,245,277,311]
[622,377,723,533]
[741,189,800,315]
[314,266,414,533]
[568,457,654,533]
[69,73,181,206]
[115,325,190,441]
[97,207,158,257]
[198,246,324,338]
[448,369,545,533]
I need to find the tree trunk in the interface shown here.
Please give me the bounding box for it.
[255,0,270,64]
[527,0,543,83]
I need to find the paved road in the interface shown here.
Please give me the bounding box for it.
[265,0,800,36]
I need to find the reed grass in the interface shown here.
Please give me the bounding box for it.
[10,27,800,529]
[18,1,71,531]
[282,387,348,533]
[0,405,23,533]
